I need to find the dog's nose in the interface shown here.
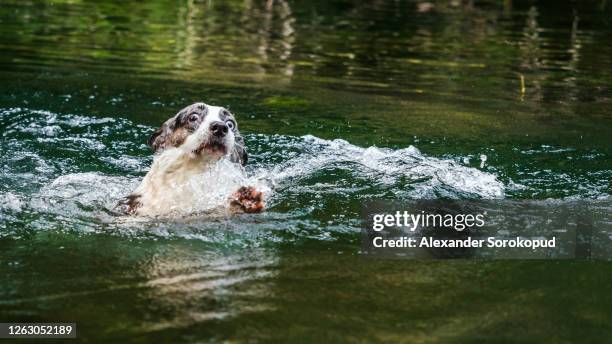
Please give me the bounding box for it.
[210,121,228,137]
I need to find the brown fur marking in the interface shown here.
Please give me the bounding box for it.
[230,186,264,213]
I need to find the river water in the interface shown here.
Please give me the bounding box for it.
[1,0,611,342]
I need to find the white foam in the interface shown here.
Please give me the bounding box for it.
[32,172,139,213]
[253,135,505,199]
[0,192,23,212]
[163,158,270,215]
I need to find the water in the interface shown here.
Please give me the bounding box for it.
[1,0,611,342]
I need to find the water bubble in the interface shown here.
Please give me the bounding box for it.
[479,154,487,168]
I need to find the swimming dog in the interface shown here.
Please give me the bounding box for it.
[119,102,264,216]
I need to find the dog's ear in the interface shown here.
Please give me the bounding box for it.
[232,134,248,166]
[148,123,171,152]
[148,115,179,152]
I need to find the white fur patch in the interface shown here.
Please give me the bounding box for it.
[133,151,245,216]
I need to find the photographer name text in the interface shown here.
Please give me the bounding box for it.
[373,236,556,249]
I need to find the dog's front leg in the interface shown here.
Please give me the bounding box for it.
[229,186,264,213]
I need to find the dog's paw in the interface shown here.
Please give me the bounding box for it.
[230,186,264,213]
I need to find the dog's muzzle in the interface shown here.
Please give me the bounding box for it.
[193,121,232,156]
[210,121,228,137]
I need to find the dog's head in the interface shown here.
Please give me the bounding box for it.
[148,102,248,165]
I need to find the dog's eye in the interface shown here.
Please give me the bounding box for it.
[188,114,199,122]
[226,120,236,130]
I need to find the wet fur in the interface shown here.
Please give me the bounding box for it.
[119,102,259,217]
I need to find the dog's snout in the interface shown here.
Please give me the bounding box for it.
[210,121,228,137]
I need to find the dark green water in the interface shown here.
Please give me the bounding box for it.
[1,0,611,342]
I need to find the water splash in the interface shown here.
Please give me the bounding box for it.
[3,107,606,244]
[250,135,505,201]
